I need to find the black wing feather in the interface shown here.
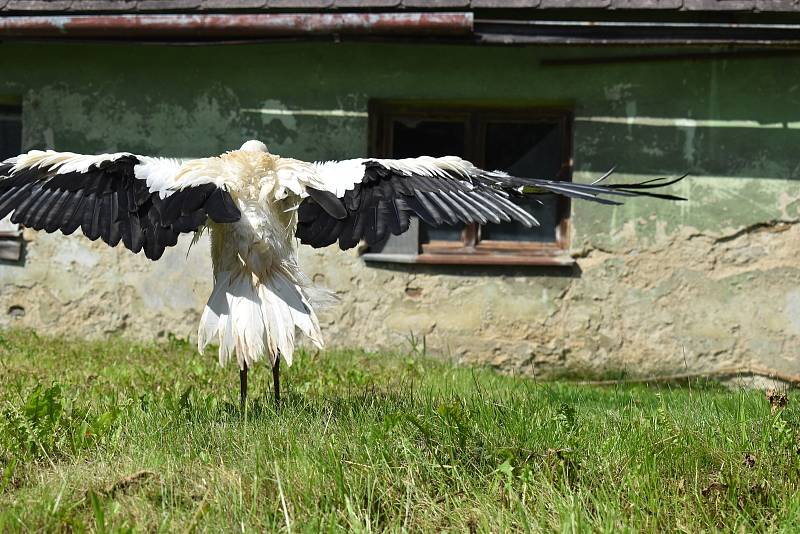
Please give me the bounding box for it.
[407,193,443,226]
[97,193,115,244]
[338,211,363,250]
[61,190,87,236]
[308,187,348,220]
[82,192,102,241]
[25,188,56,230]
[0,181,38,219]
[10,184,46,224]
[203,188,241,223]
[127,210,145,254]
[42,189,73,233]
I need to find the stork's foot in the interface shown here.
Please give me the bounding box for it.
[240,363,248,413]
[273,355,281,411]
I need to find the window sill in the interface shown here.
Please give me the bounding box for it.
[361,252,576,267]
[0,236,23,262]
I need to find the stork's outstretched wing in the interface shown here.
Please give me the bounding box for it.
[0,150,240,260]
[296,157,686,250]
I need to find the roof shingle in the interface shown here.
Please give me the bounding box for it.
[5,0,74,10]
[755,0,800,10]
[333,0,401,6]
[612,0,682,7]
[70,1,140,10]
[267,0,334,7]
[683,0,755,9]
[199,0,267,8]
[137,0,202,10]
[540,0,611,7]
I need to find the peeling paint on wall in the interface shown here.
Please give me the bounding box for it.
[23,83,249,156]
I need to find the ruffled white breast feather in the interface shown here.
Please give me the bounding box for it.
[167,156,235,192]
[169,153,311,204]
[273,158,317,201]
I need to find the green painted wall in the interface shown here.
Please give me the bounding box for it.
[1,41,797,379]
[3,42,798,235]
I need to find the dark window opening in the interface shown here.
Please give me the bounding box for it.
[0,104,23,262]
[367,101,573,266]
[0,105,21,160]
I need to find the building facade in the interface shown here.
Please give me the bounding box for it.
[1,1,799,379]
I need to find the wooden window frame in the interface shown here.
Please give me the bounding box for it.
[367,100,574,267]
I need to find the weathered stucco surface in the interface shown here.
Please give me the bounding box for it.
[0,42,798,378]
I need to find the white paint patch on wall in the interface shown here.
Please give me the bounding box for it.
[241,107,368,118]
[681,122,696,166]
[625,101,637,138]
[576,116,800,129]
[52,237,102,268]
[602,83,636,102]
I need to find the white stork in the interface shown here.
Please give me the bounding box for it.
[0,140,685,408]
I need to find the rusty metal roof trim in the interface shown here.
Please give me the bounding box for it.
[4,1,800,14]
[0,12,474,40]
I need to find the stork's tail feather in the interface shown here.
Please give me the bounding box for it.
[197,269,324,369]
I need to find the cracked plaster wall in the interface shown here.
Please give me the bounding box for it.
[0,42,798,378]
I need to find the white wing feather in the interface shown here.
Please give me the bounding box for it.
[133,156,186,198]
[8,150,131,174]
[309,156,480,198]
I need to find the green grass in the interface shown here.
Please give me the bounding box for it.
[0,329,799,532]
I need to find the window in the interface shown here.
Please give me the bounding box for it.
[364,101,573,266]
[0,104,23,262]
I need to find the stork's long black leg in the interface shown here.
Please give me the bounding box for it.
[273,353,281,410]
[240,362,248,412]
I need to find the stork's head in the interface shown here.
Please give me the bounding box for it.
[240,140,268,153]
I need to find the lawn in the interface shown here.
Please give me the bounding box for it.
[0,329,799,532]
